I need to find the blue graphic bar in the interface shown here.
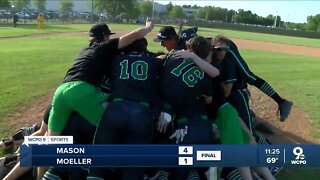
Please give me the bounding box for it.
[30,156,178,167]
[31,144,177,156]
[20,144,320,167]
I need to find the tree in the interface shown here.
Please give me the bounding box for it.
[228,9,236,23]
[10,0,30,11]
[263,14,275,26]
[93,0,136,21]
[235,9,262,24]
[274,15,281,27]
[306,14,320,32]
[205,7,214,21]
[166,2,173,14]
[60,0,73,20]
[194,8,206,19]
[126,3,140,20]
[214,7,228,22]
[33,0,46,11]
[139,0,152,18]
[0,0,10,9]
[60,0,73,13]
[169,5,185,19]
[192,4,199,9]
[182,5,191,8]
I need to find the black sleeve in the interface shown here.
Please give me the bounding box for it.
[155,57,165,69]
[99,38,120,59]
[221,57,237,84]
[43,104,52,125]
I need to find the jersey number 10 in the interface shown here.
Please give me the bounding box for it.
[120,60,148,80]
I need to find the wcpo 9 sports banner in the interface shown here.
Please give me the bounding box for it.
[20,137,320,167]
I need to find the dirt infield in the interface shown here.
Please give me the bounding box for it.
[249,87,316,144]
[233,38,320,58]
[2,31,319,144]
[2,31,320,58]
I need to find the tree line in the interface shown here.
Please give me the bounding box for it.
[0,0,319,32]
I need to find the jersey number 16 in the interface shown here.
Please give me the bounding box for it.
[171,60,204,87]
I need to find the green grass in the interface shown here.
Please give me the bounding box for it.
[241,49,320,140]
[0,26,320,179]
[1,23,320,47]
[1,35,319,140]
[191,26,320,48]
[278,168,320,180]
[0,23,145,37]
[0,35,87,137]
[0,23,88,37]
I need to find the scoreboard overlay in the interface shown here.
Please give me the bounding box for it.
[20,144,320,167]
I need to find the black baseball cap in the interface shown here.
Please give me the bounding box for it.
[89,23,115,37]
[153,26,178,42]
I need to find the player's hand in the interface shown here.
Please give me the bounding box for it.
[250,136,257,145]
[156,54,166,59]
[145,19,154,32]
[169,126,188,144]
[203,95,212,104]
[157,112,172,133]
[173,50,195,60]
[157,119,169,133]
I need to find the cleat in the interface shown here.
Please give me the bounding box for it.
[278,100,293,122]
[21,122,41,136]
[0,154,18,167]
[0,138,13,150]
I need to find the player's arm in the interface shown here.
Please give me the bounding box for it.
[221,82,233,97]
[173,50,219,78]
[239,117,256,144]
[152,99,175,134]
[220,56,237,97]
[118,21,153,49]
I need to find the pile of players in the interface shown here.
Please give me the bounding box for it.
[0,20,293,180]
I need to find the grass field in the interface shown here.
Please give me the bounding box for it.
[198,27,320,48]
[0,23,319,138]
[0,35,87,136]
[1,23,320,48]
[1,23,320,179]
[241,49,320,140]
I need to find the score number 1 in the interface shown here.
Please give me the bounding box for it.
[179,157,193,165]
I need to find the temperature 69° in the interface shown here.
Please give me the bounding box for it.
[266,157,279,163]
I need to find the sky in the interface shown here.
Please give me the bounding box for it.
[154,1,320,23]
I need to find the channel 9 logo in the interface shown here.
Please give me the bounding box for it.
[291,147,307,165]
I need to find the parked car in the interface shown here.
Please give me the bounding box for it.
[16,12,30,20]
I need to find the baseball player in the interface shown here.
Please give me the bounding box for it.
[213,35,293,122]
[158,36,219,180]
[37,14,45,30]
[88,38,163,180]
[2,104,50,180]
[154,25,198,53]
[43,22,154,180]
[211,36,279,180]
[212,37,269,143]
[47,22,153,137]
[209,56,276,180]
